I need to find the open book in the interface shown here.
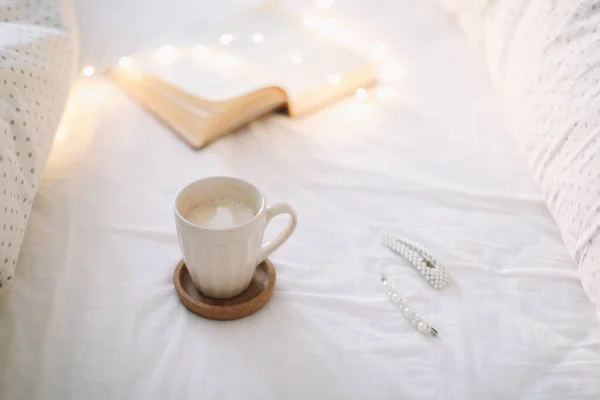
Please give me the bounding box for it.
[109,6,377,149]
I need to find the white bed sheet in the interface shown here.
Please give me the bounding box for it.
[1,0,600,399]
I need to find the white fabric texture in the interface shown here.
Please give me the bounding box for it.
[454,0,600,317]
[1,0,600,399]
[441,0,600,317]
[0,0,76,288]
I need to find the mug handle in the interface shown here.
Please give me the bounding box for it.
[258,203,298,264]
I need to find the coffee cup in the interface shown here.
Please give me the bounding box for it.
[174,176,297,298]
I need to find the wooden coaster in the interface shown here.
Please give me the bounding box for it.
[173,260,276,321]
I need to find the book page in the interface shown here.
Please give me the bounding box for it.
[122,6,375,114]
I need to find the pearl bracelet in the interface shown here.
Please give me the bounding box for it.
[381,274,438,337]
[382,232,452,290]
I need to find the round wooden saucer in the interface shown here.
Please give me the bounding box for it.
[173,259,276,321]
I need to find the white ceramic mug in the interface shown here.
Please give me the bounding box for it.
[174,176,297,299]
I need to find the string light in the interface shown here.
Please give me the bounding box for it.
[303,14,318,29]
[356,88,368,100]
[118,56,133,69]
[193,45,212,61]
[376,86,395,101]
[315,0,335,10]
[327,74,341,84]
[219,34,234,45]
[290,54,303,65]
[154,45,177,65]
[82,66,95,77]
[252,33,265,43]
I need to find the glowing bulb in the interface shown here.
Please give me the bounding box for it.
[356,88,368,100]
[315,0,335,10]
[327,74,341,84]
[252,33,265,44]
[192,45,212,62]
[155,45,177,65]
[303,14,318,29]
[321,17,336,35]
[371,41,388,59]
[118,56,133,69]
[219,34,234,45]
[376,86,395,101]
[290,54,303,65]
[82,66,95,77]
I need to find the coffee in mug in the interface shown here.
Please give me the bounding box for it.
[174,176,297,298]
[185,197,256,229]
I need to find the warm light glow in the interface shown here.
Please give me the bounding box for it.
[82,66,95,77]
[315,0,335,10]
[121,68,144,81]
[327,74,341,84]
[356,88,368,100]
[219,34,234,45]
[371,41,388,59]
[290,54,303,65]
[252,33,265,43]
[118,56,133,69]
[320,17,336,35]
[48,80,113,173]
[154,45,177,66]
[376,86,395,101]
[192,45,212,62]
[303,14,318,29]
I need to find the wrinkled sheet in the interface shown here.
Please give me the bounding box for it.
[1,0,599,399]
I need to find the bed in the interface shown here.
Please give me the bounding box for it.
[1,0,600,398]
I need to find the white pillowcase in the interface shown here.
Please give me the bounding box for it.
[0,0,77,288]
[444,0,600,316]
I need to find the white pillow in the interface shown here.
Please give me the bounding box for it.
[0,0,77,288]
[446,0,600,316]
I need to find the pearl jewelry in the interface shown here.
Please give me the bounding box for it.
[382,231,452,290]
[380,275,438,337]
